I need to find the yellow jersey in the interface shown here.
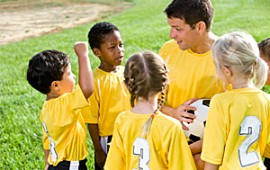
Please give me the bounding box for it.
[202,88,270,170]
[159,40,223,107]
[40,85,89,166]
[104,110,196,170]
[82,66,131,136]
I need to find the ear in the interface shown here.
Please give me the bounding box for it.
[195,21,206,32]
[221,66,233,77]
[50,81,60,91]
[92,48,101,57]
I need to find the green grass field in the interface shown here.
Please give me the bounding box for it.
[0,0,270,169]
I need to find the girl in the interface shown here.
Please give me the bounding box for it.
[201,31,270,170]
[104,51,196,169]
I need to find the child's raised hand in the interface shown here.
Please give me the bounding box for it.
[73,41,94,99]
[74,42,88,58]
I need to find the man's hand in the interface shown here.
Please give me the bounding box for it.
[172,98,197,130]
[161,98,197,130]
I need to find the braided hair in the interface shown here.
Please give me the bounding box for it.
[124,51,168,137]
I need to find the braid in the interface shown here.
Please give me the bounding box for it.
[124,51,169,139]
[129,77,136,107]
[155,64,167,113]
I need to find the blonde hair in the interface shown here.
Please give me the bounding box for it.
[212,31,268,89]
[124,51,168,138]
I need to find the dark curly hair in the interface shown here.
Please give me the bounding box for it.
[87,21,120,49]
[258,37,270,60]
[26,50,70,94]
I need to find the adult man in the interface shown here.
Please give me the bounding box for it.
[160,0,223,169]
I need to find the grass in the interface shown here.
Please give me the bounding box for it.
[0,0,270,169]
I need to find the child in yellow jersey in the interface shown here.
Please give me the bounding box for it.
[201,31,270,170]
[82,21,131,170]
[259,37,270,85]
[104,51,196,170]
[26,42,94,169]
[258,37,270,169]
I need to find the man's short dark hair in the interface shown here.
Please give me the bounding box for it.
[164,0,214,31]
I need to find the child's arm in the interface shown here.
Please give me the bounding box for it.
[74,42,94,99]
[190,140,202,155]
[87,124,106,169]
[204,162,219,170]
[190,140,205,170]
[43,149,49,170]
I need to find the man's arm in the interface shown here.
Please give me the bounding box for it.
[74,42,94,99]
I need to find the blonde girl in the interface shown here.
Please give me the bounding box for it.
[201,31,270,170]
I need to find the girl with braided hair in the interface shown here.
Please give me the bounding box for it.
[104,51,196,170]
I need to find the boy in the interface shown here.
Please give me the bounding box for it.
[82,21,131,170]
[27,42,94,169]
[259,37,270,85]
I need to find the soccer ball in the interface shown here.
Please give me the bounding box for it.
[183,99,210,143]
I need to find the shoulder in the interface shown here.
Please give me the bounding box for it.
[93,68,105,78]
[209,92,233,108]
[258,90,270,105]
[159,40,181,60]
[160,40,178,51]
[155,111,182,128]
[93,68,119,82]
[115,110,130,123]
[211,91,230,101]
[261,90,270,99]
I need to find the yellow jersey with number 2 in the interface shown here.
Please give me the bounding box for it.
[202,88,270,170]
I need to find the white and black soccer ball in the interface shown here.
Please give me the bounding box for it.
[183,99,210,143]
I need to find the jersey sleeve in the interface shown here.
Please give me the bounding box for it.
[81,87,99,124]
[201,95,226,165]
[168,123,196,169]
[69,84,89,110]
[81,106,91,123]
[104,117,125,170]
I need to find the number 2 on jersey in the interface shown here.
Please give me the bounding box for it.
[133,138,150,170]
[238,116,261,167]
